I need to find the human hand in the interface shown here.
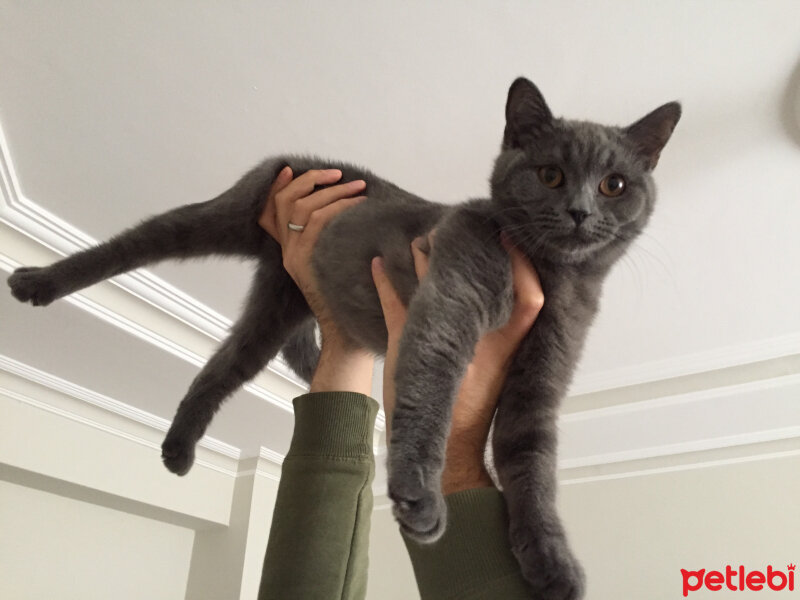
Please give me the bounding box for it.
[259,167,373,394]
[372,234,544,494]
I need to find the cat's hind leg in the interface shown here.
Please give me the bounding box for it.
[492,333,586,599]
[7,162,283,306]
[161,259,310,475]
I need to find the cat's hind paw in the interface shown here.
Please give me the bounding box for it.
[7,267,60,306]
[161,434,196,476]
[512,530,586,600]
[388,464,446,543]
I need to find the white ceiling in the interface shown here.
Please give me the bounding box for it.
[1,2,799,484]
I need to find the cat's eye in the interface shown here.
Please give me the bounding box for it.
[537,166,564,188]
[599,174,626,197]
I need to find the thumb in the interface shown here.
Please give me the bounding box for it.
[371,257,407,336]
[274,165,293,190]
[259,166,294,239]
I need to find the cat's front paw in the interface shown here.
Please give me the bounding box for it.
[388,462,446,543]
[512,528,586,599]
[7,267,60,306]
[161,431,196,476]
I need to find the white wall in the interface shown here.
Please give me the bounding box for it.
[2,359,798,600]
[559,454,800,600]
[366,453,800,600]
[367,507,418,600]
[0,481,194,600]
[0,364,282,600]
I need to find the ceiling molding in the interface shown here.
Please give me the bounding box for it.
[0,353,289,485]
[0,123,306,387]
[0,353,242,461]
[558,441,800,486]
[562,372,800,423]
[570,332,800,396]
[0,251,301,419]
[0,385,239,478]
[258,447,285,465]
[557,426,800,470]
[1,118,795,444]
[0,122,387,431]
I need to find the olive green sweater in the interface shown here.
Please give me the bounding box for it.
[257,392,531,600]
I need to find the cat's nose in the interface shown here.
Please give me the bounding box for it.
[567,209,590,226]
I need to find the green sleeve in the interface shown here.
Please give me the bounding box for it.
[402,487,533,599]
[258,392,378,600]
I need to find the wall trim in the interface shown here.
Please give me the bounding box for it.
[0,121,387,431]
[1,359,284,483]
[558,426,800,470]
[258,447,285,465]
[0,385,239,478]
[4,121,797,429]
[0,353,243,460]
[570,332,800,396]
[0,249,298,417]
[561,372,800,423]
[559,448,800,486]
[0,123,306,387]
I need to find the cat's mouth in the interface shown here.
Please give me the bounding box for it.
[543,226,613,260]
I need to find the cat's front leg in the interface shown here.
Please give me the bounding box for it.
[388,207,512,542]
[493,336,585,599]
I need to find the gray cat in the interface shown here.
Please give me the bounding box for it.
[7,78,679,598]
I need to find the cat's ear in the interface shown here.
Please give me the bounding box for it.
[624,102,681,170]
[503,77,554,149]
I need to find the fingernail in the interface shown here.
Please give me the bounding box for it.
[372,256,384,272]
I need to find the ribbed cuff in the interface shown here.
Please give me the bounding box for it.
[287,392,379,460]
[403,487,530,600]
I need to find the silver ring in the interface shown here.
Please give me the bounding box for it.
[287,222,305,232]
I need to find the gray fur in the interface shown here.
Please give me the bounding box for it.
[7,77,680,598]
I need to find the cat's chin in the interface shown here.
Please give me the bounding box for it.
[541,235,612,265]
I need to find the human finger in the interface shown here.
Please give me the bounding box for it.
[280,195,366,279]
[410,232,434,280]
[288,179,367,229]
[273,169,344,235]
[501,236,544,337]
[275,168,344,206]
[298,194,367,240]
[371,257,407,340]
[258,166,294,241]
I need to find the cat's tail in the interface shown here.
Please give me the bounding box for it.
[280,317,320,384]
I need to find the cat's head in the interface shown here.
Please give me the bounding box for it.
[490,77,680,265]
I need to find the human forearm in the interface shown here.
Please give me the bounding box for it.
[258,393,378,600]
[402,488,532,600]
[309,325,374,395]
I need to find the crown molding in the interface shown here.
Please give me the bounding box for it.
[570,332,800,396]
[0,251,301,417]
[0,124,305,387]
[0,353,292,484]
[0,122,386,431]
[558,439,800,486]
[0,353,242,461]
[1,385,242,477]
[561,372,800,423]
[258,447,285,465]
[2,120,796,433]
[557,426,800,470]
